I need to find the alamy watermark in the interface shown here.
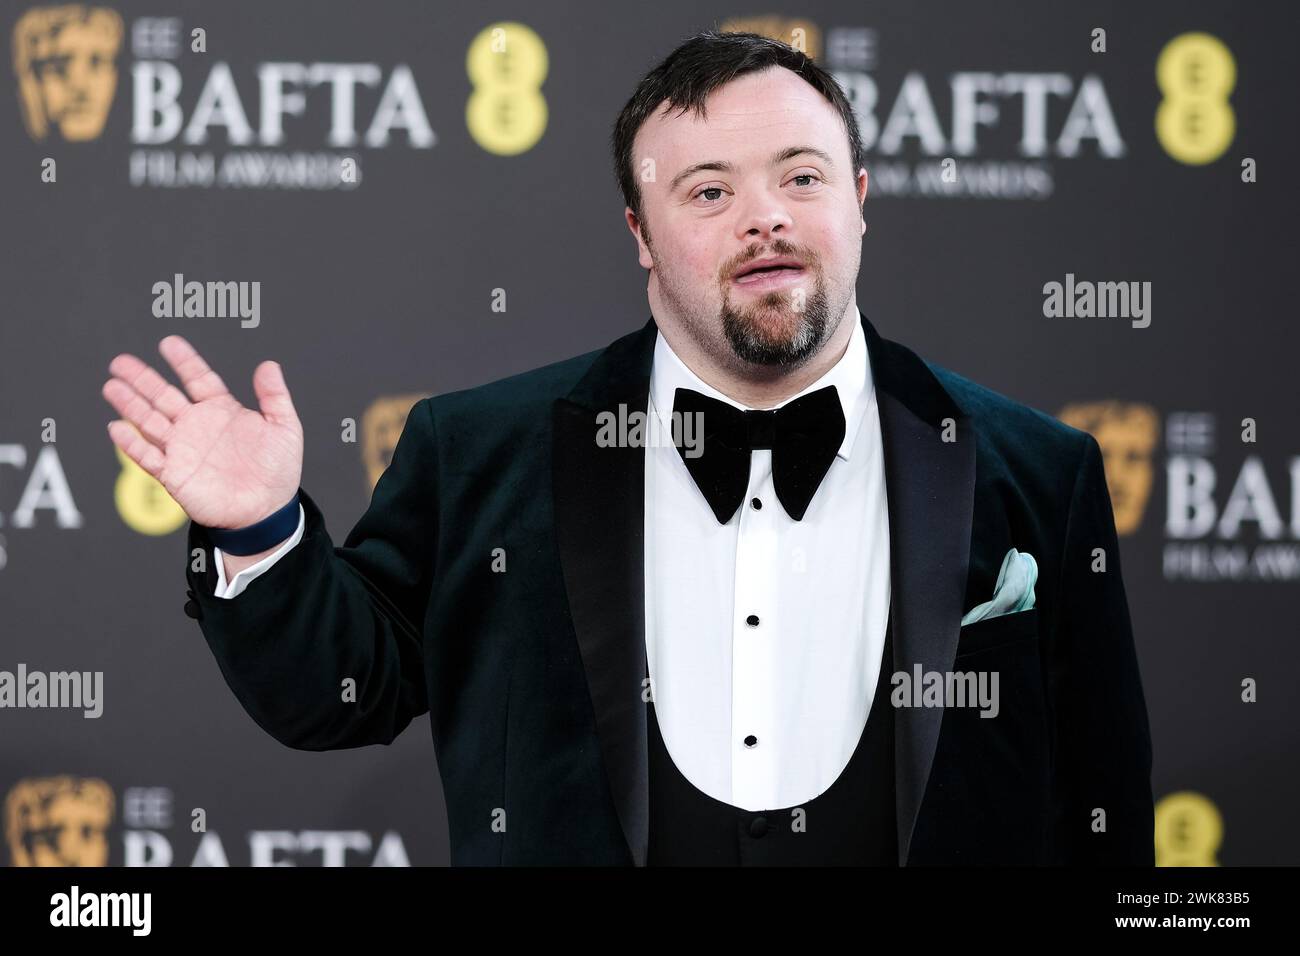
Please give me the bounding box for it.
[891,664,999,718]
[50,885,150,935]
[152,273,260,328]
[1042,273,1151,328]
[596,404,704,458]
[0,664,102,718]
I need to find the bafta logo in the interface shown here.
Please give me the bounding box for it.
[718,16,822,60]
[13,5,123,141]
[4,775,115,866]
[362,394,425,492]
[1057,400,1160,536]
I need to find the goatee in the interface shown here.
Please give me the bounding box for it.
[720,284,832,366]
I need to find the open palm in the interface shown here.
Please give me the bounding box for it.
[102,335,303,529]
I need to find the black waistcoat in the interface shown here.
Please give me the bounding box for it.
[647,623,898,866]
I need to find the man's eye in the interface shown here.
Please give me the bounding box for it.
[694,186,725,203]
[790,174,820,188]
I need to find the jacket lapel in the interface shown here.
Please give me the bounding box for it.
[861,315,976,865]
[551,311,975,868]
[552,318,658,866]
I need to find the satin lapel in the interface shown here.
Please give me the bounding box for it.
[552,317,658,866]
[861,312,976,866]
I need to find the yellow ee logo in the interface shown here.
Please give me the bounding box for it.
[466,22,548,156]
[1154,790,1223,866]
[1155,32,1236,165]
[113,446,186,535]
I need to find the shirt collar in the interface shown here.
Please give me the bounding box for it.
[649,316,872,461]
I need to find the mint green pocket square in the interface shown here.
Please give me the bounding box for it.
[960,547,1038,626]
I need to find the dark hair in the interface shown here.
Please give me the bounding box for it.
[612,30,866,242]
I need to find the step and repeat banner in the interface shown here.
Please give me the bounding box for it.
[0,1,1294,865]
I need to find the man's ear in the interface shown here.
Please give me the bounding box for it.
[856,167,869,236]
[625,208,654,270]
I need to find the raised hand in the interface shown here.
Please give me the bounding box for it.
[102,335,303,530]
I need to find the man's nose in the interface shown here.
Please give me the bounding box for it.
[735,192,794,241]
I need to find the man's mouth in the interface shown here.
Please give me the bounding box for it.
[732,257,807,289]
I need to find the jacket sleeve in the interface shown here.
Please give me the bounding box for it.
[184,397,439,751]
[1054,432,1155,864]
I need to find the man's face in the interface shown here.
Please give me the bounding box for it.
[626,66,867,370]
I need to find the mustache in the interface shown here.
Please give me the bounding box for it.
[724,240,819,280]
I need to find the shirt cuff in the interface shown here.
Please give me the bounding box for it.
[213,504,306,599]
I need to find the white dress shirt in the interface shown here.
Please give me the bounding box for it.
[212,320,892,813]
[645,319,890,811]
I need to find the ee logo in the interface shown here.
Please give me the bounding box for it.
[114,446,186,535]
[466,22,548,156]
[1155,32,1236,165]
[1154,791,1223,866]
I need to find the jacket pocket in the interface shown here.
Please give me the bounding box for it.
[955,607,1039,657]
[910,607,1050,863]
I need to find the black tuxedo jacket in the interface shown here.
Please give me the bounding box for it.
[185,310,1155,866]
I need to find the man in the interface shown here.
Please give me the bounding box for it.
[101,32,1154,866]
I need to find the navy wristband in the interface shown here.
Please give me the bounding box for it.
[204,493,301,556]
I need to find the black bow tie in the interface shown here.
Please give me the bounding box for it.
[671,385,846,524]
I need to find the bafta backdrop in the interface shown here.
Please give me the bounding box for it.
[0,1,1294,866]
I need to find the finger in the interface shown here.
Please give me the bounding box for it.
[107,352,191,421]
[157,335,231,403]
[252,360,299,427]
[107,420,165,479]
[102,377,173,447]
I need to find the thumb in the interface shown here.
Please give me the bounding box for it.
[252,360,299,427]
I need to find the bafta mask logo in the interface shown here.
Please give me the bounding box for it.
[719,16,822,60]
[1057,400,1160,536]
[4,775,115,866]
[362,394,425,492]
[13,5,123,142]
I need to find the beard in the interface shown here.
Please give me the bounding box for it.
[719,277,832,366]
[650,235,840,370]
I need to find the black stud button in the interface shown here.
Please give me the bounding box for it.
[750,497,762,510]
[743,734,758,748]
[749,816,768,838]
[745,614,760,627]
